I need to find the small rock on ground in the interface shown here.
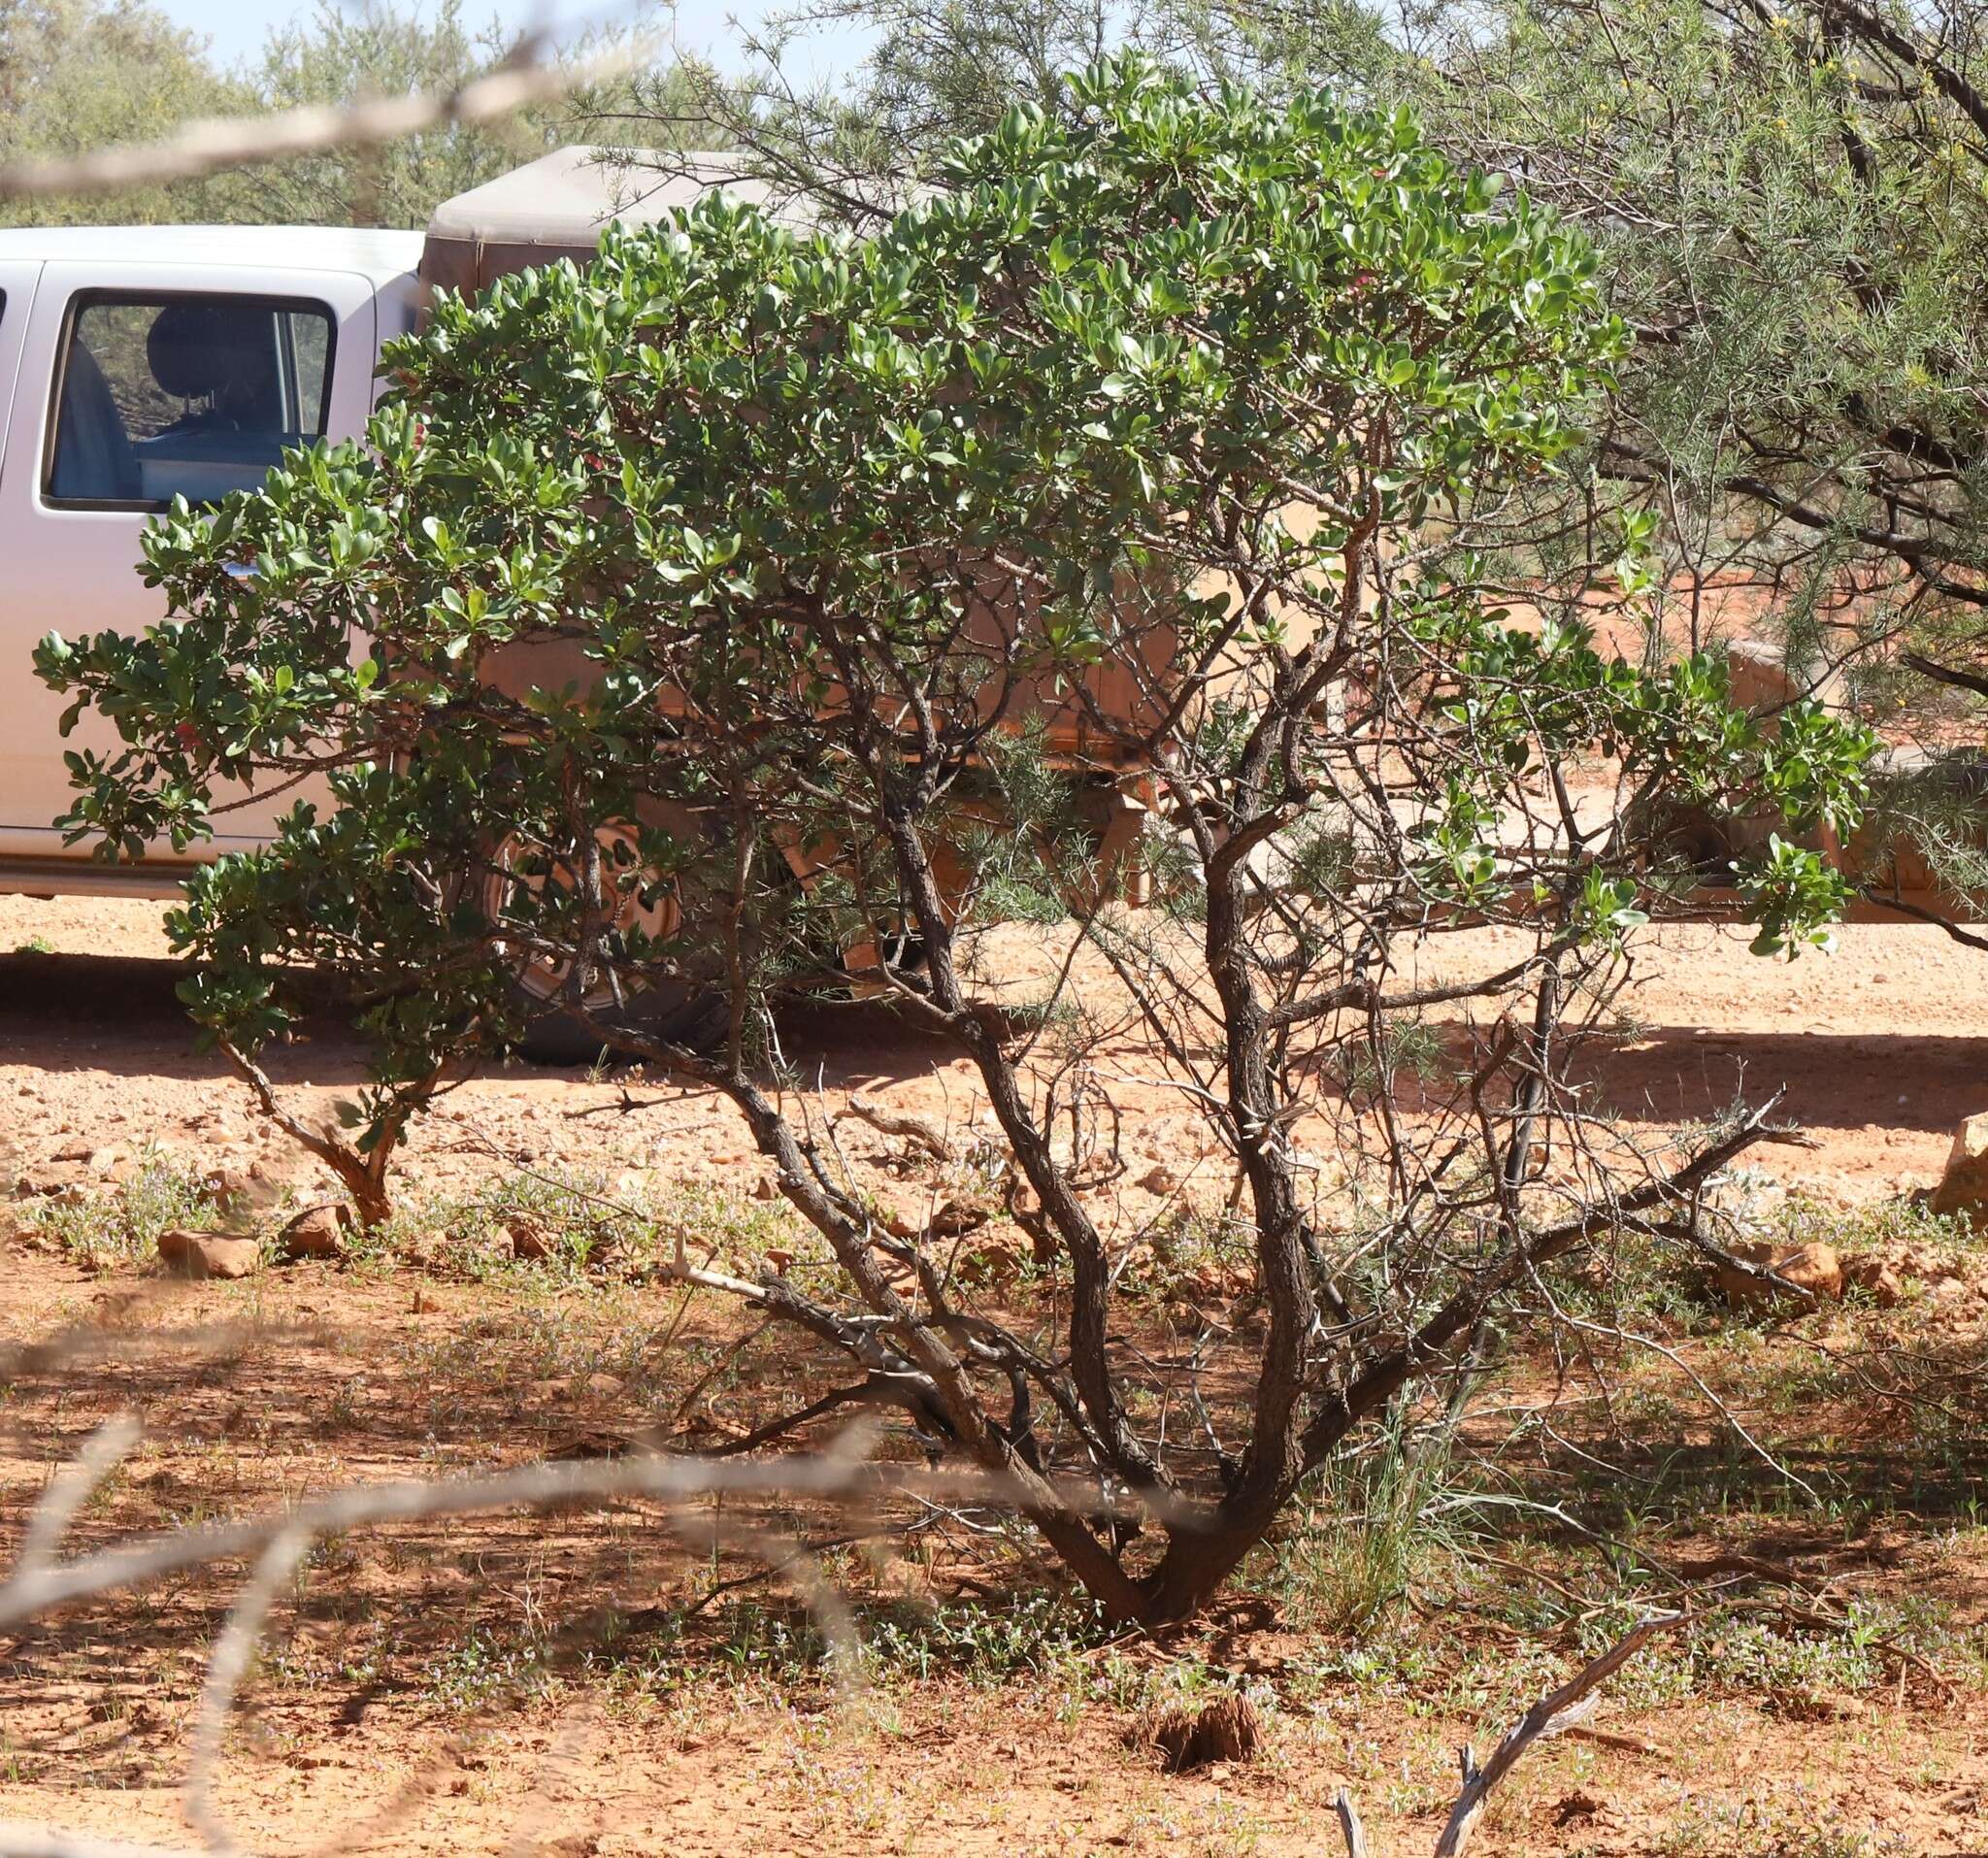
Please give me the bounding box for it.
[278,1204,348,1262]
[157,1228,261,1280]
[1930,1111,1988,1222]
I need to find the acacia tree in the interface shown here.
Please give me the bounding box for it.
[1202,0,1988,906]
[0,0,249,226]
[41,63,1871,1623]
[609,0,1198,221]
[1439,0,1988,913]
[1414,0,1988,675]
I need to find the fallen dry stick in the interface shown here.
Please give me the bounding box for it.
[1566,1723,1662,1756]
[1331,1611,1681,1857]
[836,1093,958,1162]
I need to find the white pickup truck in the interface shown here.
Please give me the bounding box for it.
[0,148,757,902]
[0,224,426,894]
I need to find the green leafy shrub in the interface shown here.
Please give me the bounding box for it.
[39,61,1872,1627]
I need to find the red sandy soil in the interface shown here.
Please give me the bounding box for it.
[0,1691,1980,1858]
[0,895,1984,1856]
[0,895,1977,1214]
[0,1238,1979,1858]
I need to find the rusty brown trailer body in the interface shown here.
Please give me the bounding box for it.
[422,148,1183,907]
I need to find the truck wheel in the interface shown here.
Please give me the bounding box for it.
[481,820,729,1065]
[513,982,730,1066]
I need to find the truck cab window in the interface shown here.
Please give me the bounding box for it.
[46,294,334,507]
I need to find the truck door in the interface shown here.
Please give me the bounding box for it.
[0,261,42,471]
[0,260,379,861]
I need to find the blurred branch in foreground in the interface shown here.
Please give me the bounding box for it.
[0,17,649,201]
[0,1360,1682,1858]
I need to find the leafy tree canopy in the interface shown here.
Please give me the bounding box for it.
[0,0,249,224]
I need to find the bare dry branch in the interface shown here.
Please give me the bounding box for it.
[1333,1789,1373,1858]
[1328,1612,1679,1856]
[0,1437,1129,1630]
[0,29,647,201]
[1433,1611,1681,1857]
[834,1092,958,1162]
[0,1377,1151,1858]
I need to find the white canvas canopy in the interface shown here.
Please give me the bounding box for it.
[420,146,809,298]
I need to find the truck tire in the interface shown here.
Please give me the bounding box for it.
[512,979,730,1066]
[480,810,730,1067]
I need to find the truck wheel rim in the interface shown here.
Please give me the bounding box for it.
[481,825,683,1008]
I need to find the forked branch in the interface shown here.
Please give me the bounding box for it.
[1331,1612,1681,1857]
[833,1093,958,1163]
